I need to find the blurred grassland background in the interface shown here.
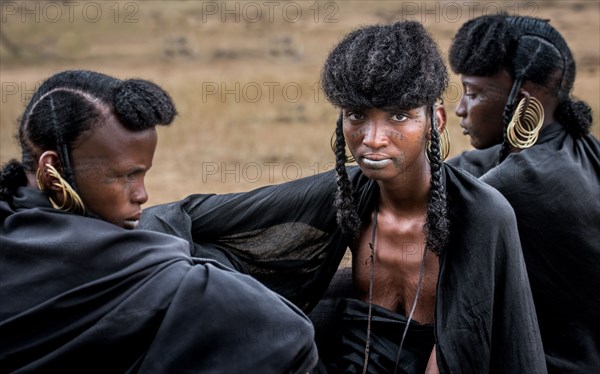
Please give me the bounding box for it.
[1,0,599,207]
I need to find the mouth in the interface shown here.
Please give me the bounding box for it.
[360,154,392,169]
[460,124,470,136]
[123,214,141,230]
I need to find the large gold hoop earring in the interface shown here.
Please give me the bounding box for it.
[440,127,450,161]
[36,164,86,215]
[507,95,544,149]
[425,128,450,162]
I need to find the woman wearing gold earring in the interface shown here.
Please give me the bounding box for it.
[448,15,600,373]
[140,21,546,374]
[0,70,318,372]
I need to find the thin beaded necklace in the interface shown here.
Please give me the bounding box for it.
[361,202,429,374]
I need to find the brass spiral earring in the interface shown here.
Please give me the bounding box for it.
[507,94,544,149]
[36,164,86,215]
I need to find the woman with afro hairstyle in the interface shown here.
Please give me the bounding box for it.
[448,15,600,373]
[0,70,318,373]
[140,22,546,373]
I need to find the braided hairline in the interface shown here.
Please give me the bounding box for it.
[22,87,111,186]
[26,88,110,127]
[22,87,111,150]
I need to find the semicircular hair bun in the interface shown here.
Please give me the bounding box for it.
[114,79,177,131]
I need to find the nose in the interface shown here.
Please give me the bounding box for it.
[362,120,389,149]
[131,181,149,206]
[455,95,467,118]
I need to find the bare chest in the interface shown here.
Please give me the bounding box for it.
[351,214,440,324]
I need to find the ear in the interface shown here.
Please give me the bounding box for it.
[427,105,447,140]
[36,151,64,194]
[517,88,532,103]
[434,104,447,135]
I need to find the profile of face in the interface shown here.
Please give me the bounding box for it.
[455,70,513,149]
[343,106,445,181]
[70,114,158,229]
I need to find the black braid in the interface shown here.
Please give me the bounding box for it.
[425,106,449,255]
[333,112,361,238]
[48,95,79,191]
[498,78,523,163]
[498,107,513,163]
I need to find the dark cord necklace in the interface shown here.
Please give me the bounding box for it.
[361,203,429,374]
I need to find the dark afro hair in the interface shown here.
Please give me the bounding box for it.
[322,21,448,110]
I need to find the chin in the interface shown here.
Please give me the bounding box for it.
[473,139,501,150]
[359,167,395,181]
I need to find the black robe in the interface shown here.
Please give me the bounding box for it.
[140,163,547,373]
[449,122,600,373]
[0,187,318,373]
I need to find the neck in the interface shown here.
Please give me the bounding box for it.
[541,110,556,129]
[376,162,431,214]
[509,102,557,153]
[26,172,38,189]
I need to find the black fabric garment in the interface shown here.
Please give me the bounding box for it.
[331,298,434,374]
[140,163,547,373]
[307,268,434,373]
[446,144,500,178]
[449,123,600,373]
[0,187,318,373]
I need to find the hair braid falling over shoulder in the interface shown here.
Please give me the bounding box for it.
[425,107,449,255]
[333,112,361,239]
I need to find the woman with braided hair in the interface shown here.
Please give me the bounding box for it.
[0,70,318,373]
[140,21,546,373]
[448,15,600,373]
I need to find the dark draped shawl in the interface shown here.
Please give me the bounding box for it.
[0,188,317,373]
[140,163,547,373]
[329,298,435,373]
[449,123,600,373]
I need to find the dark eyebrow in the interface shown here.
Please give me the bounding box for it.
[130,167,145,174]
[120,164,149,176]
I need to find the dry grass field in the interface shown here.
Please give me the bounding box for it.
[1,0,599,208]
